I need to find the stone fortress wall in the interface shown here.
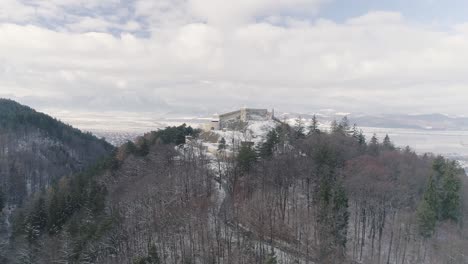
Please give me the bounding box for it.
[218,108,273,129]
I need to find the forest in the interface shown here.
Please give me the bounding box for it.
[1,115,467,264]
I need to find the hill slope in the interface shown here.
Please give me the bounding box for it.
[6,121,467,264]
[0,98,114,206]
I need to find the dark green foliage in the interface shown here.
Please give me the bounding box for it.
[150,123,200,146]
[137,138,150,156]
[383,134,395,150]
[0,99,115,209]
[47,188,67,234]
[25,197,48,243]
[218,137,227,150]
[440,163,462,221]
[332,183,349,249]
[0,98,112,149]
[120,124,199,158]
[9,124,200,261]
[13,155,114,244]
[237,144,257,173]
[417,157,463,237]
[258,129,280,158]
[368,133,379,155]
[124,140,138,155]
[417,198,437,238]
[317,168,349,261]
[357,131,366,146]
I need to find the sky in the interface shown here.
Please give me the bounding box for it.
[1,0,468,116]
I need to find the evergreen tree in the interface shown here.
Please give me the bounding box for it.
[417,158,463,238]
[351,124,359,139]
[416,199,437,238]
[440,164,462,221]
[218,137,227,151]
[26,197,48,242]
[308,114,320,135]
[368,134,379,155]
[237,144,257,173]
[137,138,150,156]
[294,116,306,139]
[258,129,279,158]
[330,120,339,133]
[383,134,395,150]
[332,183,349,251]
[316,167,349,261]
[48,188,66,234]
[357,130,366,146]
[339,116,350,135]
[424,176,440,216]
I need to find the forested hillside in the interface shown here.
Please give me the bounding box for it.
[0,99,115,258]
[0,99,114,206]
[4,119,467,264]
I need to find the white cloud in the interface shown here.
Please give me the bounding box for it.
[1,1,468,114]
[188,0,328,26]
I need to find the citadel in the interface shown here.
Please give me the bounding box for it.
[204,108,275,131]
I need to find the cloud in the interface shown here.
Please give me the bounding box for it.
[1,1,468,115]
[188,0,329,26]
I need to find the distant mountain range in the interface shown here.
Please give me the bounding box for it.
[275,111,468,131]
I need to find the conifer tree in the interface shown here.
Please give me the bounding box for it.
[237,144,257,173]
[294,116,306,139]
[259,130,279,158]
[383,134,395,150]
[218,137,227,151]
[416,199,437,238]
[308,114,320,135]
[368,134,379,155]
[440,164,462,221]
[357,130,366,146]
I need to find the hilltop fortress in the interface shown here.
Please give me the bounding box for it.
[204,108,275,131]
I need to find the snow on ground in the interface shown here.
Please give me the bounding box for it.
[212,120,278,146]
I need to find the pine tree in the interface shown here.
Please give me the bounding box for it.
[308,114,320,135]
[333,184,349,249]
[27,197,48,242]
[137,138,150,156]
[339,116,351,135]
[368,134,379,155]
[357,130,366,146]
[351,124,359,139]
[383,134,395,150]
[294,116,306,139]
[416,199,437,238]
[237,144,257,173]
[330,120,339,133]
[258,130,279,158]
[48,189,65,234]
[440,164,462,221]
[218,137,227,151]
